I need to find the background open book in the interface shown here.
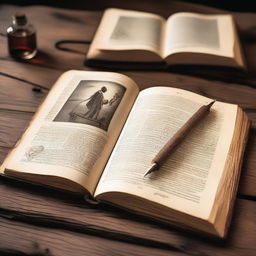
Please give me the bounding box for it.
[0,70,249,238]
[86,8,246,69]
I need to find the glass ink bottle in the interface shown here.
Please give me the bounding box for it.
[7,12,37,60]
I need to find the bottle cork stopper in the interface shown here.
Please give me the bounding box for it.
[13,12,27,26]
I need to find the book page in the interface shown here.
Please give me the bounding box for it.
[91,8,165,56]
[163,12,235,59]
[1,71,139,194]
[95,87,237,219]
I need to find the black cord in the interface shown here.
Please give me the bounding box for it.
[0,33,91,54]
[54,40,91,54]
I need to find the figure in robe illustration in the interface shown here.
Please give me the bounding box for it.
[84,86,108,120]
[69,86,108,121]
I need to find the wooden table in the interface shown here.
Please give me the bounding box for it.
[0,3,255,256]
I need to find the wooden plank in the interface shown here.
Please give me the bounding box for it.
[239,128,256,196]
[0,217,181,256]
[0,5,101,70]
[0,75,47,112]
[247,111,256,128]
[0,5,101,40]
[0,4,254,256]
[238,112,256,196]
[1,59,256,110]
[0,59,63,90]
[125,71,256,109]
[0,147,9,164]
[35,0,228,16]
[234,13,256,75]
[0,178,255,256]
[0,110,33,148]
[0,5,256,85]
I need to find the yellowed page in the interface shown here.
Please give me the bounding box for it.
[164,12,235,59]
[87,8,165,58]
[1,70,139,194]
[95,87,237,220]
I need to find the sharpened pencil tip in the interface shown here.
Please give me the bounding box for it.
[144,163,159,177]
[208,100,215,108]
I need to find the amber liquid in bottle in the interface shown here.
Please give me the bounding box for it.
[8,32,37,59]
[7,12,37,60]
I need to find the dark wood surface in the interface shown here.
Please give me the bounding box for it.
[0,3,256,256]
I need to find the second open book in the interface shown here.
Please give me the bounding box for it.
[1,71,249,238]
[86,9,245,69]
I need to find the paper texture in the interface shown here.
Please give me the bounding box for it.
[96,87,237,218]
[164,12,235,58]
[3,71,138,193]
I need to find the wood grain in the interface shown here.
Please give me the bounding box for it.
[239,128,256,196]
[0,110,33,148]
[0,3,256,256]
[0,5,256,83]
[0,5,100,71]
[1,59,256,110]
[0,147,9,164]
[0,59,62,89]
[0,74,47,112]
[125,71,256,109]
[0,217,184,256]
[0,177,255,256]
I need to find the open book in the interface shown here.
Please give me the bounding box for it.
[86,9,245,69]
[0,70,249,238]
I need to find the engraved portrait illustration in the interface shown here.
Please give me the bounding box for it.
[54,80,126,131]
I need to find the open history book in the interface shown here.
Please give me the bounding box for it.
[86,9,245,69]
[0,70,249,238]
